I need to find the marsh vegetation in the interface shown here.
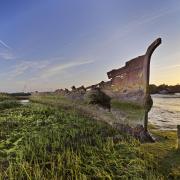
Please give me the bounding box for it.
[0,93,179,179]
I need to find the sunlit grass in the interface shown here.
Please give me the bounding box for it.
[0,103,162,179]
[111,100,145,122]
[141,125,180,179]
[0,94,179,179]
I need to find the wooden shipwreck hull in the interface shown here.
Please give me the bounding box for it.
[97,38,162,107]
[55,38,162,141]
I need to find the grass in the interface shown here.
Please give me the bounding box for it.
[111,100,145,124]
[0,100,21,110]
[30,94,145,126]
[0,102,163,179]
[141,125,180,179]
[0,93,21,110]
[0,93,12,101]
[30,94,115,125]
[0,93,179,179]
[111,99,180,179]
[111,100,143,110]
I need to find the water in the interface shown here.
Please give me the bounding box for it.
[20,99,29,105]
[149,94,180,130]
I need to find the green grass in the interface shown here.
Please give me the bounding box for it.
[0,93,12,101]
[32,94,180,179]
[0,94,179,179]
[0,102,163,179]
[30,94,115,126]
[0,93,21,110]
[0,100,21,110]
[111,100,145,122]
[141,125,180,179]
[111,100,143,110]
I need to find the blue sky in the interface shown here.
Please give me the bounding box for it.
[0,0,180,92]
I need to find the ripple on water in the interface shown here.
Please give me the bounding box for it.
[149,94,180,130]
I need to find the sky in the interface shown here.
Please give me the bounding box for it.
[0,0,180,92]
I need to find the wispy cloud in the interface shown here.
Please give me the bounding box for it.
[0,51,15,60]
[95,7,180,52]
[0,40,11,49]
[133,7,180,27]
[5,60,50,79]
[10,61,36,77]
[40,60,94,78]
[0,39,15,60]
[3,57,93,81]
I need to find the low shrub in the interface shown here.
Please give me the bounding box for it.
[0,100,21,110]
[84,88,111,110]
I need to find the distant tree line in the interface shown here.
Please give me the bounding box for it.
[149,84,180,94]
[9,92,31,96]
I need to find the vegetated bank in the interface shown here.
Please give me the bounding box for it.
[149,84,180,94]
[9,92,31,100]
[0,93,21,110]
[0,93,179,179]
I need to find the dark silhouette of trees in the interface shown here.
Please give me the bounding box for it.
[149,84,180,94]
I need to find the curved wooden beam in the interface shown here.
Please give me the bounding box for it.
[144,38,162,131]
[144,38,162,95]
[146,38,162,58]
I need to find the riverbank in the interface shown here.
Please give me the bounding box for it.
[0,93,21,110]
[0,94,179,179]
[30,94,180,178]
[0,101,162,179]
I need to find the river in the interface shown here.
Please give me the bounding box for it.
[149,94,180,130]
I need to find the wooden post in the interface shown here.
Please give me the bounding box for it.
[177,125,180,150]
[144,111,148,132]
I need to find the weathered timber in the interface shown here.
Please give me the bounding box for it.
[104,38,162,107]
[177,125,180,150]
[55,38,162,138]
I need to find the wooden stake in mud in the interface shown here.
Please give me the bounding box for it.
[177,125,180,150]
[144,111,148,132]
